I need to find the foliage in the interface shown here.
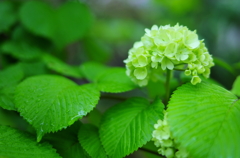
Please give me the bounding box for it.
[0,0,240,158]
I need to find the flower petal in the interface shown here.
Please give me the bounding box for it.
[133,67,147,80]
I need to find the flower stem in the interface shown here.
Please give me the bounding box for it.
[165,69,171,105]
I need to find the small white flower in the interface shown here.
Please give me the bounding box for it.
[152,112,189,158]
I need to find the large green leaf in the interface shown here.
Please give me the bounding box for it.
[0,1,17,33]
[99,97,164,158]
[0,125,60,158]
[42,54,82,78]
[80,62,109,82]
[167,82,240,158]
[231,76,240,97]
[20,1,92,48]
[15,75,100,142]
[44,121,89,158]
[96,67,137,93]
[78,124,107,158]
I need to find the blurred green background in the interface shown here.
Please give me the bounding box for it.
[0,0,240,157]
[1,0,240,89]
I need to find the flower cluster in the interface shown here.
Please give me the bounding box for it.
[124,24,214,86]
[152,112,188,158]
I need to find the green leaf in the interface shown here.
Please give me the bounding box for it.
[0,64,24,89]
[234,62,240,69]
[44,121,89,158]
[167,82,240,158]
[0,1,17,33]
[42,54,82,78]
[0,64,24,110]
[0,125,61,158]
[0,84,17,111]
[87,108,102,127]
[80,62,109,82]
[1,41,42,60]
[20,1,93,48]
[78,124,107,158]
[15,75,100,142]
[80,63,137,93]
[99,97,164,158]
[96,67,137,93]
[213,57,236,75]
[231,76,240,96]
[19,61,48,77]
[82,37,112,63]
[147,80,165,99]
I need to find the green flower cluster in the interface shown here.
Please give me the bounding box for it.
[124,24,214,86]
[152,112,188,158]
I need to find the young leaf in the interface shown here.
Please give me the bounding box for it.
[99,97,164,158]
[15,75,100,142]
[96,67,137,93]
[167,82,240,158]
[44,121,89,158]
[78,124,107,158]
[20,1,93,48]
[231,76,240,97]
[42,54,82,78]
[80,62,109,82]
[0,125,60,158]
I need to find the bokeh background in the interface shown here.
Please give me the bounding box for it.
[0,0,240,157]
[1,0,240,88]
[87,0,240,89]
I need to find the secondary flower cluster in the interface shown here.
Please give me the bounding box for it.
[152,112,188,158]
[124,24,214,86]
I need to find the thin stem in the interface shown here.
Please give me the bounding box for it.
[165,69,171,105]
[139,147,165,157]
